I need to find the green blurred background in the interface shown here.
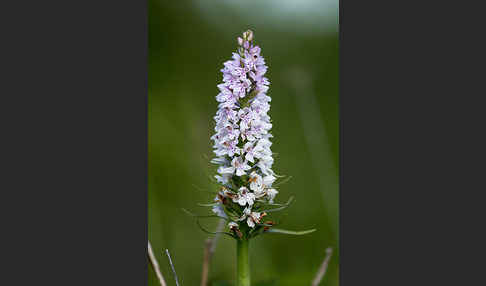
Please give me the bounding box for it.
[149,1,339,285]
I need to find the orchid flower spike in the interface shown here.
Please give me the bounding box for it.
[209,30,276,238]
[203,30,314,242]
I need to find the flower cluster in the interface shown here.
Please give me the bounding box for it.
[210,30,278,237]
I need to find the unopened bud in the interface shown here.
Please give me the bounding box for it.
[229,222,243,238]
[247,30,253,41]
[243,29,254,42]
[237,37,243,46]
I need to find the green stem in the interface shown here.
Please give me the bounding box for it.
[236,239,250,286]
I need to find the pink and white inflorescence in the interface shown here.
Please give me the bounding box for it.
[210,30,278,231]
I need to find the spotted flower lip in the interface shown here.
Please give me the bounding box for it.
[246,211,266,228]
[266,188,279,204]
[232,187,256,206]
[249,171,263,192]
[210,30,278,229]
[232,156,251,176]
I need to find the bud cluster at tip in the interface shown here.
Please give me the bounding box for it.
[209,30,278,238]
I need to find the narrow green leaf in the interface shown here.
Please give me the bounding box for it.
[181,208,227,220]
[262,196,294,212]
[182,209,235,238]
[273,175,293,187]
[192,184,217,194]
[195,218,235,238]
[266,228,317,235]
[197,202,218,207]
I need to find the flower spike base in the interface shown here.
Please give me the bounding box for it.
[236,239,250,286]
